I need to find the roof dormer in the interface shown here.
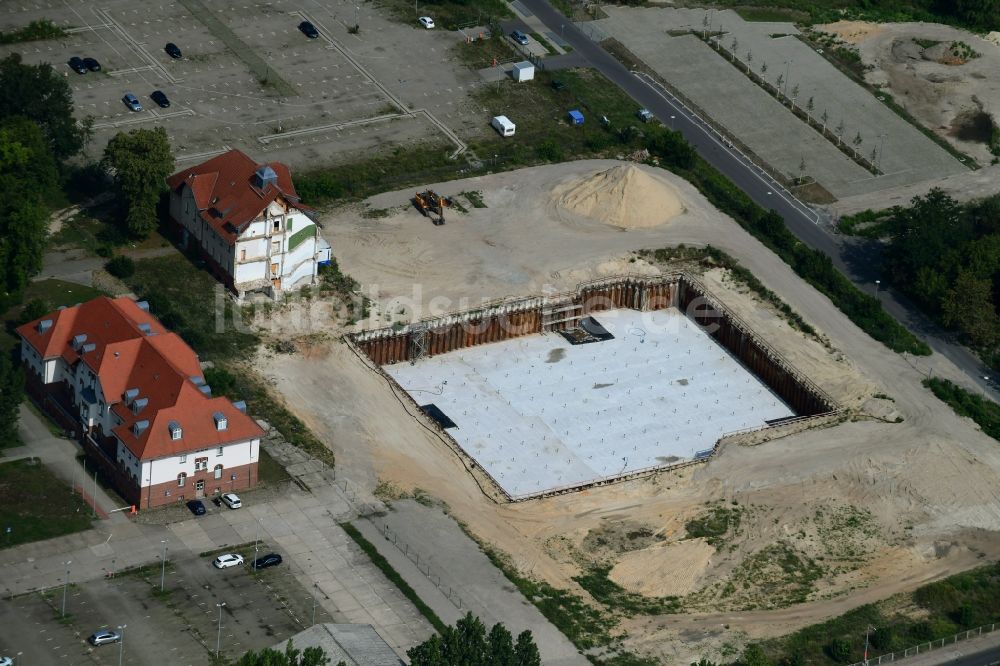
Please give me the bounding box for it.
[213,411,228,431]
[168,420,182,440]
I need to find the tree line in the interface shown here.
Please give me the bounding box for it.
[844,189,1000,369]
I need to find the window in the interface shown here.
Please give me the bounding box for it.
[177,473,186,487]
[179,454,186,463]
[287,219,294,231]
[195,457,208,472]
[196,479,205,491]
[214,464,223,480]
[216,446,223,457]
[271,239,281,255]
[240,249,246,261]
[273,219,280,231]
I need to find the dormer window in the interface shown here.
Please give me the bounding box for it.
[124,388,139,404]
[169,420,182,440]
[131,398,148,415]
[213,412,228,431]
[37,319,53,334]
[72,334,88,350]
[133,420,149,437]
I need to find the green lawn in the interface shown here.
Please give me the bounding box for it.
[257,448,290,485]
[0,458,95,548]
[125,254,258,363]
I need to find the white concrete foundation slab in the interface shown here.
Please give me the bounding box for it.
[385,308,793,498]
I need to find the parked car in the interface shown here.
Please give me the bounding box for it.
[510,30,530,45]
[187,499,206,516]
[68,56,87,74]
[88,629,121,646]
[165,42,182,58]
[0,656,13,666]
[213,553,245,569]
[418,16,435,29]
[221,492,242,509]
[83,57,101,72]
[122,93,142,112]
[298,21,319,38]
[150,90,170,108]
[251,553,283,570]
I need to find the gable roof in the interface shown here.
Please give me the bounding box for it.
[17,296,263,460]
[165,149,307,244]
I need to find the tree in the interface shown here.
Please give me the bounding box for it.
[233,640,339,666]
[0,53,88,160]
[102,126,174,237]
[835,120,845,145]
[0,117,54,307]
[105,255,136,279]
[941,271,1000,346]
[0,351,24,446]
[746,49,753,73]
[790,84,800,110]
[760,61,768,75]
[407,613,542,666]
[821,109,829,132]
[776,73,784,92]
[853,131,863,147]
[806,96,815,114]
[514,631,541,666]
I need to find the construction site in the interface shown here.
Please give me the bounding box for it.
[254,159,1000,662]
[351,274,836,500]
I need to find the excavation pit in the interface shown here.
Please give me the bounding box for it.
[351,274,838,501]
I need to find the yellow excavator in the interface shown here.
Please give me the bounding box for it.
[413,189,452,226]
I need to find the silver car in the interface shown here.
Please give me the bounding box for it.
[89,629,121,646]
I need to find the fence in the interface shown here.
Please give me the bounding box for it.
[372,519,465,610]
[846,623,1000,666]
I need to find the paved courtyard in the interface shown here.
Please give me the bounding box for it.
[385,308,793,498]
[587,7,968,198]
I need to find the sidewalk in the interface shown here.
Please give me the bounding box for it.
[14,403,128,523]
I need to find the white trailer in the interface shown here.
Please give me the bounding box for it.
[491,115,516,137]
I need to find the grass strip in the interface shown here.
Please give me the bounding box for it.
[339,521,448,633]
[923,377,1000,442]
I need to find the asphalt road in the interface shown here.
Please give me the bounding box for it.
[519,0,997,399]
[946,645,1000,666]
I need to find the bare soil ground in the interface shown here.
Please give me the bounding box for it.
[250,160,1000,663]
[817,20,1000,214]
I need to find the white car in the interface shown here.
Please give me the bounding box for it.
[221,492,242,509]
[0,656,13,666]
[213,553,245,569]
[418,16,435,29]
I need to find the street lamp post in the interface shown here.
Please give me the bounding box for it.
[159,540,168,591]
[61,560,72,617]
[874,279,881,298]
[670,114,676,130]
[253,519,260,571]
[216,602,227,658]
[312,583,318,625]
[117,624,127,666]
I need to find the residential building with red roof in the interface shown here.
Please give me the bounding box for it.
[17,296,265,509]
[166,149,331,300]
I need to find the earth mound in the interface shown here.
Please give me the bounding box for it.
[553,164,684,229]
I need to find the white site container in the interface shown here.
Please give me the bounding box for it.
[512,61,535,82]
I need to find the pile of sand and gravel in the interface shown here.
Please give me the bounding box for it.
[553,164,685,229]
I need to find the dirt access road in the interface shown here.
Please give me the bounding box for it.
[254,160,1000,662]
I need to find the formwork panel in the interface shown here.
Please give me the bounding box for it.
[384,308,794,499]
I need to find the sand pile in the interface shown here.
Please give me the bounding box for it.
[553,164,684,229]
[608,538,714,597]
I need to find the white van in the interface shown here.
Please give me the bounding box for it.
[491,115,516,137]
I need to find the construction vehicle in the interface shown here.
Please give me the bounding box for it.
[413,189,452,225]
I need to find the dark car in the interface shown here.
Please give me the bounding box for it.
[298,21,319,38]
[510,30,530,46]
[150,90,170,108]
[251,553,283,570]
[187,499,206,516]
[165,42,182,59]
[83,57,101,72]
[68,56,87,74]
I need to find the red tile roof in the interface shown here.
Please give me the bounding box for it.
[165,149,307,245]
[17,296,264,460]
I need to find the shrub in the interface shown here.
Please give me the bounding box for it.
[104,255,136,278]
[825,638,853,663]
